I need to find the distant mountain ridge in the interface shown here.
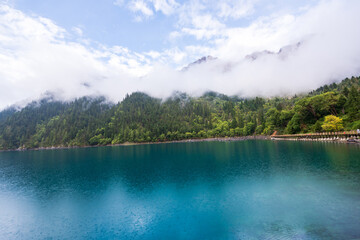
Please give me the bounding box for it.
[184,42,302,72]
[182,55,217,71]
[245,42,302,61]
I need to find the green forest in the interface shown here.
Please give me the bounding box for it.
[0,76,359,150]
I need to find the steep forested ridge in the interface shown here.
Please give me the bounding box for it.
[0,77,359,150]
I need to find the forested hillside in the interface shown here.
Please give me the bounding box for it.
[0,76,359,150]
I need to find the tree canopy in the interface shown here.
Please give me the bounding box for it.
[321,115,343,132]
[0,76,359,150]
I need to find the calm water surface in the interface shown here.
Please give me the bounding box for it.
[0,140,359,239]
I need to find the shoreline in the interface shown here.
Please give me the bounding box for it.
[1,136,270,152]
[1,135,359,152]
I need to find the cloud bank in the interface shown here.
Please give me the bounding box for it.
[0,0,360,109]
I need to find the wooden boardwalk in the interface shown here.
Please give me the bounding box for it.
[272,130,360,141]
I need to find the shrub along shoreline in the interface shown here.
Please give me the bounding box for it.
[2,134,359,153]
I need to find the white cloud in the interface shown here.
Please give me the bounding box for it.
[144,50,161,59]
[191,14,225,30]
[1,0,360,110]
[217,0,257,19]
[0,4,153,109]
[213,14,298,61]
[113,0,125,7]
[151,0,179,15]
[181,27,220,40]
[114,0,254,26]
[174,0,360,96]
[162,47,186,64]
[168,30,182,41]
[115,0,178,20]
[174,2,227,41]
[72,26,83,36]
[128,0,154,19]
[140,0,360,98]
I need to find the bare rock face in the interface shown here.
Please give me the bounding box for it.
[181,56,217,71]
[278,42,302,59]
[182,42,302,72]
[245,42,302,61]
[245,50,274,61]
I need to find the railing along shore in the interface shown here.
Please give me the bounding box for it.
[272,130,360,142]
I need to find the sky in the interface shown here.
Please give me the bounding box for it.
[0,0,360,109]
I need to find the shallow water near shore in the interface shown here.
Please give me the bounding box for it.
[0,140,359,239]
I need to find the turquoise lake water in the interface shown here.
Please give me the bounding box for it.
[0,140,359,239]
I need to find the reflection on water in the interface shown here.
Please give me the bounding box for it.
[0,140,359,239]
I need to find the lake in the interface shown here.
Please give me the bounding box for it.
[0,140,359,239]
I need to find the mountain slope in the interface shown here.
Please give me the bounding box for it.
[0,76,359,150]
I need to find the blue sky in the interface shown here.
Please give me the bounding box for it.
[9,0,317,52]
[0,0,360,109]
[11,0,174,52]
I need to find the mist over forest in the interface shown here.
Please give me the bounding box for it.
[1,1,360,110]
[0,76,359,150]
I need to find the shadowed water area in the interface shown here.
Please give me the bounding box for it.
[0,140,359,239]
